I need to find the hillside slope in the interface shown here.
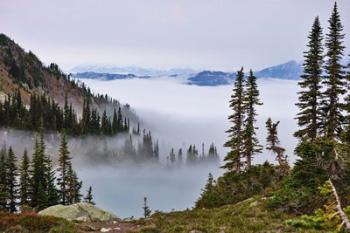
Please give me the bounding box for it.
[0,34,136,121]
[143,196,330,233]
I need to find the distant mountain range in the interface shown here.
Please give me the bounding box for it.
[188,60,302,86]
[73,72,151,81]
[72,60,303,86]
[71,65,195,77]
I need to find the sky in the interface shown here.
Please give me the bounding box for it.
[0,0,350,71]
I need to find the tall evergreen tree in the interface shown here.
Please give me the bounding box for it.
[67,165,82,205]
[266,118,287,166]
[112,108,118,134]
[45,155,59,207]
[6,147,18,212]
[223,68,245,172]
[57,132,72,205]
[343,55,350,141]
[295,17,324,141]
[243,70,263,168]
[321,2,346,139]
[19,149,31,207]
[0,146,8,211]
[143,197,151,218]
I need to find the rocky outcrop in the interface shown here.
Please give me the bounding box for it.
[39,203,118,222]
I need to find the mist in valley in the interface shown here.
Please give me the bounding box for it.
[0,77,299,217]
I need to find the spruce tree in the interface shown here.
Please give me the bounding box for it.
[342,55,350,141]
[19,149,31,207]
[243,70,263,168]
[0,145,8,211]
[295,17,323,141]
[67,165,82,204]
[266,118,287,166]
[112,108,118,134]
[84,186,95,205]
[143,197,151,218]
[169,148,176,164]
[223,68,245,172]
[57,132,72,205]
[6,147,18,212]
[45,155,59,207]
[321,2,346,139]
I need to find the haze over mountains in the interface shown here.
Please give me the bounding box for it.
[72,60,303,86]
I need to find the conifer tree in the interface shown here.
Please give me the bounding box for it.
[223,68,245,172]
[6,147,18,212]
[321,2,346,139]
[84,186,95,205]
[243,70,263,168]
[0,146,8,210]
[342,56,350,141]
[19,149,31,207]
[45,155,59,207]
[67,165,82,204]
[143,197,151,218]
[169,148,176,164]
[203,173,214,193]
[266,118,287,166]
[57,132,71,205]
[295,17,323,141]
[177,149,183,165]
[112,108,118,134]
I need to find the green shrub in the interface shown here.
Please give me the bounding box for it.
[195,162,287,209]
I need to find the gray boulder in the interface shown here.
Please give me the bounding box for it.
[39,203,118,222]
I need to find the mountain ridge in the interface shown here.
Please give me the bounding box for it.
[73,60,303,86]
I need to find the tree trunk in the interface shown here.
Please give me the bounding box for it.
[328,179,350,232]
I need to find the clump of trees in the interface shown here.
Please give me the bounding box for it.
[223,68,263,172]
[269,3,350,219]
[0,90,129,136]
[0,129,93,212]
[198,5,350,224]
[167,143,219,166]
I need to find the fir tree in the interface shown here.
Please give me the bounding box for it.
[6,147,18,212]
[321,2,346,139]
[266,118,287,166]
[243,70,263,168]
[0,146,8,211]
[84,186,95,205]
[169,148,176,164]
[343,55,350,141]
[295,17,324,141]
[45,155,59,207]
[57,132,71,205]
[204,173,214,193]
[19,149,31,207]
[112,108,118,134]
[177,149,183,165]
[223,68,245,172]
[143,197,151,218]
[67,165,82,204]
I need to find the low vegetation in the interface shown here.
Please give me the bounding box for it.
[0,211,76,233]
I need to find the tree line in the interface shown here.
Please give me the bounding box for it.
[167,143,219,166]
[0,129,94,213]
[0,90,129,136]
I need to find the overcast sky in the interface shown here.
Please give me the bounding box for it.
[1,0,349,71]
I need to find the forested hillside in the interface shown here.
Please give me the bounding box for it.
[0,34,137,123]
